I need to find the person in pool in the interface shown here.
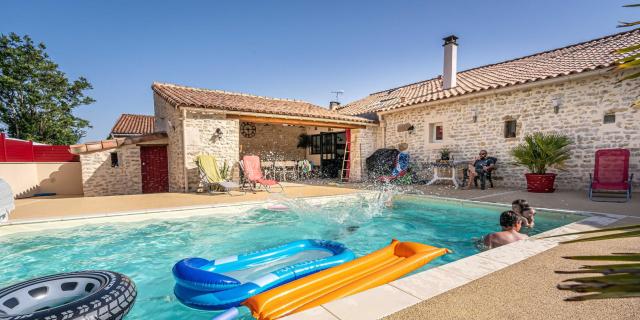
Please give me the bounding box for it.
[511,199,536,228]
[483,210,529,249]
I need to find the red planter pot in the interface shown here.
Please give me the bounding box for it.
[525,173,556,193]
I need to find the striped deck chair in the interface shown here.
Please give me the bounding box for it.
[196,155,243,195]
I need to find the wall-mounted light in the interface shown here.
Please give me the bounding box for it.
[551,98,561,114]
[472,109,478,123]
[407,125,415,134]
[212,128,223,140]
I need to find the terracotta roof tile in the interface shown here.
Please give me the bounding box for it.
[338,29,640,115]
[151,83,372,124]
[111,114,156,136]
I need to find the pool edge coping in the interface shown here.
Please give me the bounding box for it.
[0,191,380,235]
[282,193,629,320]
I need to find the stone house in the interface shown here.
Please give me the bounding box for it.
[73,29,640,196]
[336,30,640,190]
[74,84,377,196]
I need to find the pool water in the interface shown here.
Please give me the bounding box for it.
[0,195,581,319]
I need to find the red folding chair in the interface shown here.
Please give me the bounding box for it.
[589,149,633,202]
[240,155,284,193]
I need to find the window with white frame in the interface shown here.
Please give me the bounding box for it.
[429,123,444,143]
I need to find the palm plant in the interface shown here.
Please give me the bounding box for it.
[219,161,230,181]
[546,224,640,301]
[616,4,640,81]
[510,132,572,174]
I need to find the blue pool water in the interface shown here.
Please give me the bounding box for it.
[0,195,581,319]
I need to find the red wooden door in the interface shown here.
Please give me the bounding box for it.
[140,146,169,193]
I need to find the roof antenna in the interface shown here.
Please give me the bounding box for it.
[331,90,344,102]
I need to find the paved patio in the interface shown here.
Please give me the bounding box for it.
[384,217,640,320]
[334,183,640,217]
[9,183,359,222]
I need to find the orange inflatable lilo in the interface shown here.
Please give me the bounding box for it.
[213,240,449,320]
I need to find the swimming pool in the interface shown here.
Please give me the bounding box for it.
[0,194,581,319]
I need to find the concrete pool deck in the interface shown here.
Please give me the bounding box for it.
[4,183,640,319]
[9,183,360,222]
[383,221,640,320]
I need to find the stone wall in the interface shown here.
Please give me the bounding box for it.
[381,71,640,190]
[183,111,240,192]
[80,145,142,197]
[154,93,186,192]
[240,123,306,160]
[350,125,380,181]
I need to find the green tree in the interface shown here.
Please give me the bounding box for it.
[0,32,94,145]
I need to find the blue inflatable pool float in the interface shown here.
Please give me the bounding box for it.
[172,239,355,310]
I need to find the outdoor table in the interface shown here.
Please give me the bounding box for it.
[426,160,469,188]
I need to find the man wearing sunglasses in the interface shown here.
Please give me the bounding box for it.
[473,150,496,190]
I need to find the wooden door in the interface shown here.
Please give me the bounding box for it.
[140,146,169,193]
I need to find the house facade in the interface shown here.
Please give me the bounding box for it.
[74,84,378,196]
[337,30,640,190]
[73,29,640,196]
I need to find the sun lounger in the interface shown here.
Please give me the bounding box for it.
[589,149,633,202]
[240,155,284,193]
[196,155,243,195]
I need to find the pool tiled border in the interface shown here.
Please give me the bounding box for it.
[283,195,627,320]
[1,192,627,320]
[0,192,379,236]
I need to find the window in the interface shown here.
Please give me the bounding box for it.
[603,113,616,124]
[504,120,517,138]
[110,152,119,167]
[310,135,321,154]
[321,134,336,155]
[429,123,444,143]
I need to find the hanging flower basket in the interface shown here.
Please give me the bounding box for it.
[525,173,556,193]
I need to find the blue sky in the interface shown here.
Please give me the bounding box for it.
[0,0,635,141]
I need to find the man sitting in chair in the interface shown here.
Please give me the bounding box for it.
[467,150,496,190]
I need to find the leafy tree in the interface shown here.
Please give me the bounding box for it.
[0,32,94,145]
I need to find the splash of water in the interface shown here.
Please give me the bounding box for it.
[259,192,390,227]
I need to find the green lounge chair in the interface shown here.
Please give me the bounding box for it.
[196,155,243,195]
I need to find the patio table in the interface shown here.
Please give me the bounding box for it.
[426,160,469,188]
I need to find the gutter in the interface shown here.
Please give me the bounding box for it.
[376,68,611,116]
[178,106,377,127]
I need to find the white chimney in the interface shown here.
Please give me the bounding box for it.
[442,35,458,90]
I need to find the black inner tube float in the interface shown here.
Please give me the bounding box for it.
[0,271,136,320]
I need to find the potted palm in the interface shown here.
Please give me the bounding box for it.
[510,132,572,193]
